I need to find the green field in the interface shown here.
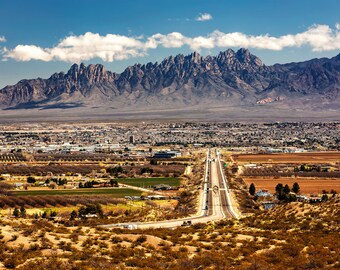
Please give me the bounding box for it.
[116,177,181,188]
[11,188,142,197]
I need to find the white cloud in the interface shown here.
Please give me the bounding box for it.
[0,36,6,42]
[4,32,146,62]
[195,13,213,22]
[50,32,146,62]
[5,45,52,61]
[188,36,215,51]
[146,32,187,49]
[3,23,340,62]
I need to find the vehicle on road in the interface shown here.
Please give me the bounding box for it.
[181,220,192,226]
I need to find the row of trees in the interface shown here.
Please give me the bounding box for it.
[14,205,57,219]
[297,165,329,172]
[0,182,12,196]
[106,166,125,176]
[140,167,154,174]
[249,182,300,195]
[249,182,300,201]
[275,183,300,201]
[0,195,124,208]
[244,167,339,178]
[79,181,98,188]
[249,181,335,203]
[69,203,103,220]
[0,164,101,175]
[78,179,118,188]
[27,176,67,186]
[13,205,26,218]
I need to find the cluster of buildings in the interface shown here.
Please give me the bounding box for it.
[0,122,338,155]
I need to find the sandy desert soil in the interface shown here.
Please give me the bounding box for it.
[0,105,339,123]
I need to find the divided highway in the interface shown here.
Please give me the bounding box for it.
[215,149,239,219]
[100,149,239,230]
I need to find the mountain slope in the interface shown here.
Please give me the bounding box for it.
[1,48,340,111]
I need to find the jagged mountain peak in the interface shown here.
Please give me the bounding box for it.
[0,49,339,110]
[65,62,111,83]
[119,49,261,75]
[187,51,202,63]
[333,53,340,61]
[217,49,235,64]
[236,48,263,66]
[236,48,251,62]
[217,48,236,58]
[214,48,264,70]
[236,47,250,56]
[67,62,106,73]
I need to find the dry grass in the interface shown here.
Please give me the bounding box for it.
[0,198,339,269]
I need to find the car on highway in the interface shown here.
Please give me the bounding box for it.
[181,220,192,226]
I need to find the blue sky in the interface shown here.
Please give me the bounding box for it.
[0,0,340,88]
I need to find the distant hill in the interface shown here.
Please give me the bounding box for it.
[0,49,339,118]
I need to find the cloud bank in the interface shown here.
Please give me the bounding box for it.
[0,36,6,42]
[196,13,213,22]
[2,24,340,62]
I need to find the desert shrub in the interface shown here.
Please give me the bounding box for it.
[111,236,122,243]
[9,234,18,242]
[135,235,147,244]
[58,241,73,251]
[29,243,40,251]
[179,246,188,252]
[82,237,94,248]
[22,227,35,237]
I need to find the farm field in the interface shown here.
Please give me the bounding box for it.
[0,195,126,209]
[117,177,181,188]
[11,188,142,197]
[0,199,178,216]
[243,177,340,195]
[18,204,133,216]
[233,152,340,164]
[0,163,186,176]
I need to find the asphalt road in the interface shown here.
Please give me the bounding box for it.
[215,149,239,219]
[100,149,239,230]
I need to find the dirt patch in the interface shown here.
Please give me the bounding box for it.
[114,233,172,248]
[233,152,340,164]
[244,177,340,195]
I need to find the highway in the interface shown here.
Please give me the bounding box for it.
[100,149,239,230]
[215,149,239,219]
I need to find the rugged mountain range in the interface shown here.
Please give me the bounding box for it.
[1,48,339,111]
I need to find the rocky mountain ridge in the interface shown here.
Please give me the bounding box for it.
[0,48,339,110]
